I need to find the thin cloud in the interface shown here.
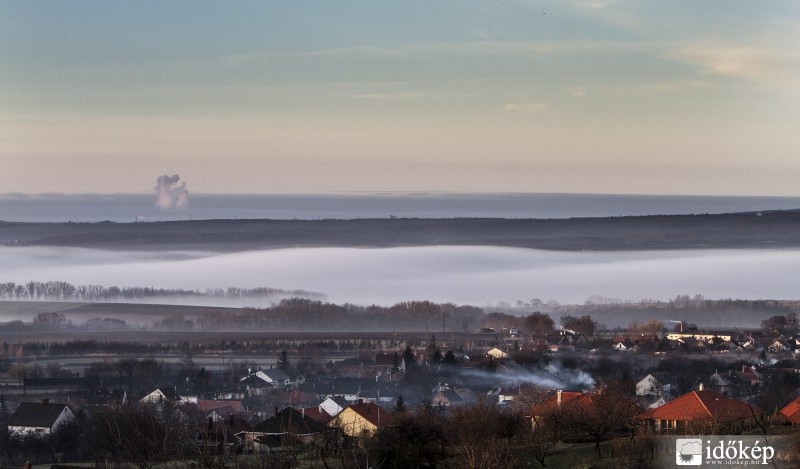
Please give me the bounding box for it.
[671,43,800,83]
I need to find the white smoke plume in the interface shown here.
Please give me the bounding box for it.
[460,360,596,391]
[154,175,189,209]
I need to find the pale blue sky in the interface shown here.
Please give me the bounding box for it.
[2,1,798,195]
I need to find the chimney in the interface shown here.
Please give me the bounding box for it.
[556,390,562,407]
[273,406,278,417]
[699,383,704,391]
[229,414,234,426]
[41,398,49,407]
[358,399,364,405]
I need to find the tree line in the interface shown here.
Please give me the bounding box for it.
[0,281,325,301]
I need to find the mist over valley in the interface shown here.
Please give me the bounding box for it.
[2,245,800,322]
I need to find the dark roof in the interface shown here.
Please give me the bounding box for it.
[155,387,178,400]
[374,353,399,367]
[302,407,333,424]
[252,407,327,435]
[8,402,72,428]
[326,395,351,409]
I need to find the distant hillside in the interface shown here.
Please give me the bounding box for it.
[2,210,800,251]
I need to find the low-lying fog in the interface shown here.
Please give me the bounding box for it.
[2,246,799,307]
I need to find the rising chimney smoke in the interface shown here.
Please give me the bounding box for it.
[154,175,189,209]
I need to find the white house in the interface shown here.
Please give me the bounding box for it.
[636,373,671,397]
[319,396,351,418]
[240,368,292,388]
[139,387,181,404]
[486,348,509,359]
[7,400,76,436]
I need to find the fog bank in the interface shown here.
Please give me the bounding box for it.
[2,246,799,307]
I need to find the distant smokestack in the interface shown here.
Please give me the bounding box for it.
[154,174,189,209]
[556,390,562,407]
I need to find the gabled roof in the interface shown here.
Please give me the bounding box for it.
[302,407,333,424]
[433,389,463,404]
[346,402,395,428]
[778,396,800,424]
[642,390,757,422]
[708,373,733,387]
[241,368,291,384]
[530,391,585,416]
[207,405,238,420]
[197,400,243,413]
[252,407,327,435]
[260,368,291,381]
[8,402,72,428]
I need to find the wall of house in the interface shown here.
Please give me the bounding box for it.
[332,408,377,437]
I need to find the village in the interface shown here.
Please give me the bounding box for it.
[1,311,800,468]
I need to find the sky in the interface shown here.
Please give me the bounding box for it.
[1,1,799,196]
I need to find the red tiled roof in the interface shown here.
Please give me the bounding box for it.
[348,402,395,427]
[642,390,757,421]
[530,391,586,416]
[302,407,333,424]
[778,396,800,424]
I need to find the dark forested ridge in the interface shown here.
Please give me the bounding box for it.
[2,209,800,251]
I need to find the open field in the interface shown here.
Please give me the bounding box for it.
[3,210,800,252]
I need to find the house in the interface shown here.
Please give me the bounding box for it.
[139,387,181,404]
[195,415,252,454]
[300,406,333,425]
[318,379,362,401]
[197,399,244,413]
[707,372,735,396]
[665,332,733,342]
[777,396,800,425]
[640,394,674,410]
[431,389,465,407]
[374,352,405,374]
[640,387,761,434]
[329,401,395,437]
[528,390,637,435]
[613,341,632,352]
[768,338,791,353]
[635,373,672,397]
[528,390,585,424]
[319,396,351,418]
[7,400,76,436]
[245,407,329,453]
[486,348,509,359]
[240,368,292,388]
